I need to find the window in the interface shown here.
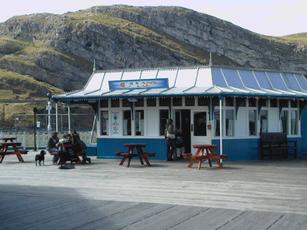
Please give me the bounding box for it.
[260,110,268,133]
[290,100,297,108]
[225,97,234,106]
[147,98,156,107]
[185,97,195,106]
[225,110,234,136]
[290,110,298,135]
[159,110,169,136]
[270,99,277,107]
[135,98,144,107]
[248,98,256,107]
[172,97,182,106]
[198,97,209,106]
[248,110,257,136]
[159,98,171,106]
[214,110,220,136]
[100,99,108,108]
[111,99,120,107]
[123,110,131,136]
[100,111,109,135]
[194,112,207,136]
[135,110,144,136]
[280,110,288,135]
[122,99,130,107]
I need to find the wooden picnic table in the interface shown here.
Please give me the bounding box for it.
[116,143,152,167]
[0,142,28,163]
[183,144,227,170]
[0,137,17,142]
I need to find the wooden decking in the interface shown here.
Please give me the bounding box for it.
[0,152,307,229]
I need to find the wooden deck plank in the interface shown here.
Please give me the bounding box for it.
[268,213,307,230]
[218,211,283,230]
[74,203,174,230]
[171,208,243,230]
[121,205,206,230]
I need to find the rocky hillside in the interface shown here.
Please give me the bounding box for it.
[0,5,307,100]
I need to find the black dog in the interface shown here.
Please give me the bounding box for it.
[35,150,46,166]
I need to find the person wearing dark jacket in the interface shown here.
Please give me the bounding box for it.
[47,132,59,164]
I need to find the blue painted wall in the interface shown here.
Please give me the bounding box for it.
[86,144,97,156]
[299,106,307,156]
[97,138,167,160]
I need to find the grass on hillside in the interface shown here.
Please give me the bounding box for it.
[0,68,62,100]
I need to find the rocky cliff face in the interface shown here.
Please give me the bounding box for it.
[0,5,306,99]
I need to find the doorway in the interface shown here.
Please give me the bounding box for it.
[191,109,210,148]
[175,110,191,152]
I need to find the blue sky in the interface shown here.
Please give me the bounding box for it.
[0,0,306,36]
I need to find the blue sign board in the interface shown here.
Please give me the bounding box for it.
[109,78,169,90]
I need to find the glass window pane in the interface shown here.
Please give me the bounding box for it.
[147,98,156,107]
[135,98,144,107]
[159,97,171,106]
[100,99,108,108]
[254,71,272,89]
[214,110,220,136]
[291,100,297,108]
[123,110,131,136]
[267,72,287,90]
[135,110,144,136]
[225,110,234,136]
[111,99,120,107]
[212,68,228,87]
[260,110,268,133]
[238,70,260,89]
[270,99,277,107]
[290,110,298,135]
[248,98,256,107]
[194,112,207,136]
[122,99,130,107]
[172,97,182,106]
[225,97,234,106]
[280,110,288,135]
[249,110,257,136]
[185,97,195,106]
[295,74,307,91]
[160,110,169,136]
[282,73,301,91]
[198,97,209,106]
[222,68,243,88]
[100,111,109,135]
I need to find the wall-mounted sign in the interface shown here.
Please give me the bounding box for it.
[109,78,169,90]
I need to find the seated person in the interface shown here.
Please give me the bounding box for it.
[47,132,59,164]
[72,131,91,164]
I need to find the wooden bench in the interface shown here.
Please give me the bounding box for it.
[259,132,297,160]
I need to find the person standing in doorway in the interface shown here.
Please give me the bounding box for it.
[165,119,176,161]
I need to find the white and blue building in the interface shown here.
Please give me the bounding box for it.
[53,65,307,160]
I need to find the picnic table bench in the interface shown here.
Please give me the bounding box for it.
[0,142,28,163]
[116,143,155,167]
[183,144,227,170]
[259,132,297,160]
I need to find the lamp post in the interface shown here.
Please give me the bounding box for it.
[46,92,52,136]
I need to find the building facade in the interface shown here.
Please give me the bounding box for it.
[54,65,307,160]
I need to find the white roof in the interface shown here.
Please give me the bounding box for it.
[54,65,307,101]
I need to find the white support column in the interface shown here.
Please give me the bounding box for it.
[131,102,135,136]
[55,103,59,132]
[67,104,71,134]
[219,97,223,157]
